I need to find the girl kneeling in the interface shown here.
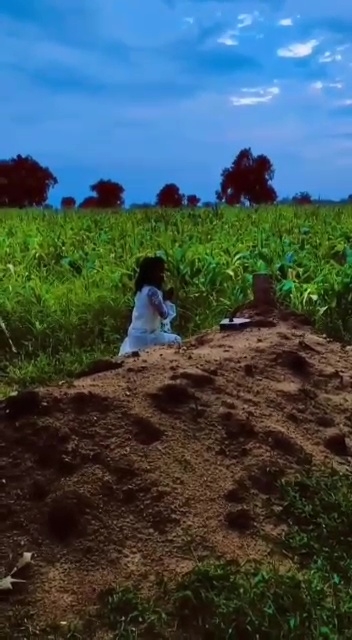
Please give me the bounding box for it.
[119,256,181,356]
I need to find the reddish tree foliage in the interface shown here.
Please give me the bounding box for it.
[61,196,76,209]
[186,194,201,207]
[155,183,184,208]
[216,147,277,206]
[292,191,313,205]
[78,196,98,209]
[0,154,58,208]
[90,179,125,208]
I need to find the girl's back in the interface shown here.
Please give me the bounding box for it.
[130,285,161,333]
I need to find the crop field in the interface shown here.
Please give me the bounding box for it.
[3,205,352,639]
[1,204,352,391]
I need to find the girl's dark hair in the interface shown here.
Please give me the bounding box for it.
[134,256,165,293]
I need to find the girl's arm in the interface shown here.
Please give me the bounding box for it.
[147,287,169,319]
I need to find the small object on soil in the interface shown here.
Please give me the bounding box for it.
[0,552,33,592]
[1,389,41,419]
[0,576,26,591]
[10,551,33,575]
[75,358,124,378]
[219,318,252,332]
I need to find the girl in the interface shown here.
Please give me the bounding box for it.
[118,256,182,356]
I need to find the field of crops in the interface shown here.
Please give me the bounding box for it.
[3,205,352,638]
[1,204,352,390]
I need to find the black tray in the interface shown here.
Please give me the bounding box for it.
[219,317,252,332]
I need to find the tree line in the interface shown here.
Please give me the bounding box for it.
[0,149,342,210]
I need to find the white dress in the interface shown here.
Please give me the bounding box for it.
[118,285,181,356]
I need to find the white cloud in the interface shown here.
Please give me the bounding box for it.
[319,51,342,63]
[183,17,194,24]
[217,11,260,46]
[311,81,343,90]
[278,18,293,26]
[217,30,238,46]
[277,39,319,58]
[237,12,259,28]
[230,85,279,107]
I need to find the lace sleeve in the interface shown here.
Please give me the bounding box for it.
[147,287,169,319]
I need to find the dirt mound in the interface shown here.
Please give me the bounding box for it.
[2,316,352,625]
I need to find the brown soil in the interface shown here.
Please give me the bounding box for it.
[2,312,352,627]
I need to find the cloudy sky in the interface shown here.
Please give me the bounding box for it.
[2,0,352,204]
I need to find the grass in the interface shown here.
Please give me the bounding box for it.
[1,204,352,392]
[6,468,352,639]
[3,205,352,638]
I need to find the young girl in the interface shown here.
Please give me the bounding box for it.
[118,256,182,356]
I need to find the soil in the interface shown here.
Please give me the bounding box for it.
[2,309,352,627]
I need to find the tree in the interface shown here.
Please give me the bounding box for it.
[216,147,277,206]
[78,196,98,208]
[186,194,200,207]
[156,183,184,208]
[292,191,313,205]
[90,179,125,208]
[61,196,76,209]
[0,154,58,208]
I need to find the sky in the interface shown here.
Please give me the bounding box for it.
[1,0,352,205]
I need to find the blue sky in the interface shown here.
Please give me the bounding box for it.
[2,0,352,205]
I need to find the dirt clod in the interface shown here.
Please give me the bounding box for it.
[2,389,42,419]
[244,363,254,377]
[75,358,124,378]
[324,431,349,456]
[46,490,90,541]
[149,382,194,412]
[224,487,245,504]
[317,414,335,428]
[131,416,164,445]
[172,370,216,388]
[278,350,311,377]
[225,508,253,531]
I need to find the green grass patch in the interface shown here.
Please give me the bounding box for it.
[280,468,352,580]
